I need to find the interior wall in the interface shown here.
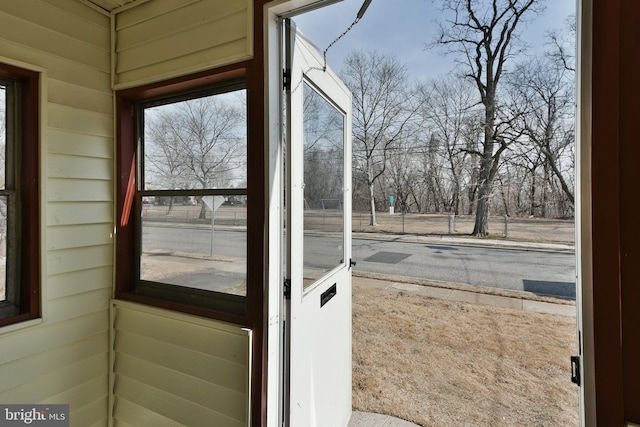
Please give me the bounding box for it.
[110,1,257,425]
[0,1,113,425]
[112,0,253,89]
[110,301,251,426]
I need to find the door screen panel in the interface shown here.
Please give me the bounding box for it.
[302,82,346,287]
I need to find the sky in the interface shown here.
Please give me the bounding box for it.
[294,0,576,81]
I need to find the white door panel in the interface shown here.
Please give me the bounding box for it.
[285,20,353,427]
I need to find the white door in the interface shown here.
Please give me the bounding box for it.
[284,20,353,427]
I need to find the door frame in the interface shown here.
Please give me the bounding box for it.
[262,1,597,426]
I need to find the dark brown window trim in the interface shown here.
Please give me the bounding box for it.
[115,62,255,325]
[0,63,40,328]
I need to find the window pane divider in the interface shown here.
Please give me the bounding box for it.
[140,189,247,197]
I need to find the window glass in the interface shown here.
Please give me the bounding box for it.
[0,65,39,326]
[137,87,248,311]
[143,90,247,190]
[302,82,345,287]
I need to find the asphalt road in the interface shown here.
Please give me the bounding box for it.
[143,225,576,299]
[352,237,576,300]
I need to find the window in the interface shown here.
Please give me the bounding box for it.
[0,63,40,327]
[302,82,346,287]
[117,76,249,320]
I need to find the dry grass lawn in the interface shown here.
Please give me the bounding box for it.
[352,280,579,426]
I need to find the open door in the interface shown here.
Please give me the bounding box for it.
[283,19,353,427]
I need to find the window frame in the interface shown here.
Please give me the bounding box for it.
[116,64,254,326]
[0,62,40,328]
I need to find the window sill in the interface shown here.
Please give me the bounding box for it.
[0,317,43,335]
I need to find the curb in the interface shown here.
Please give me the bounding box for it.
[352,232,575,253]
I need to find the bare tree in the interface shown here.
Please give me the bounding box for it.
[386,132,421,213]
[145,92,247,217]
[302,84,344,209]
[420,77,481,215]
[342,50,421,226]
[508,54,575,208]
[432,0,542,236]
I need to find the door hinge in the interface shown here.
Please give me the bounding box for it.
[570,355,581,386]
[283,69,291,91]
[284,278,291,300]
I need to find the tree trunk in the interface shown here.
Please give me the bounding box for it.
[473,190,491,236]
[529,170,536,216]
[199,203,207,220]
[368,181,377,226]
[472,100,496,236]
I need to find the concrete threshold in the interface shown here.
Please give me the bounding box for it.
[349,411,420,427]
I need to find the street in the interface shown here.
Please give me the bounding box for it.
[352,237,575,299]
[143,224,576,299]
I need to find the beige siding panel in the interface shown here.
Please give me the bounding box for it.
[116,9,247,73]
[0,11,108,71]
[47,288,112,323]
[113,0,252,88]
[117,39,250,87]
[48,223,113,250]
[47,266,113,300]
[41,0,111,27]
[115,376,245,427]
[0,332,107,393]
[43,375,108,422]
[116,352,247,421]
[67,399,108,427]
[0,41,110,90]
[68,396,109,427]
[48,130,113,159]
[48,104,112,138]
[48,179,112,202]
[49,79,112,116]
[116,0,199,30]
[0,311,107,364]
[0,353,108,404]
[42,373,109,411]
[0,2,112,424]
[48,201,113,226]
[0,0,109,48]
[48,245,113,275]
[114,304,249,365]
[116,330,247,394]
[112,302,250,427]
[113,398,184,427]
[116,0,246,50]
[44,375,108,406]
[48,154,112,180]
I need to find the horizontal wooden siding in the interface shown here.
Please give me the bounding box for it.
[111,301,251,427]
[113,0,253,89]
[0,1,113,426]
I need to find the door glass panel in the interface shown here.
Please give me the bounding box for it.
[303,82,345,287]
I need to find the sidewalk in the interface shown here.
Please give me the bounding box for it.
[349,410,420,427]
[353,274,575,316]
[353,231,575,253]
